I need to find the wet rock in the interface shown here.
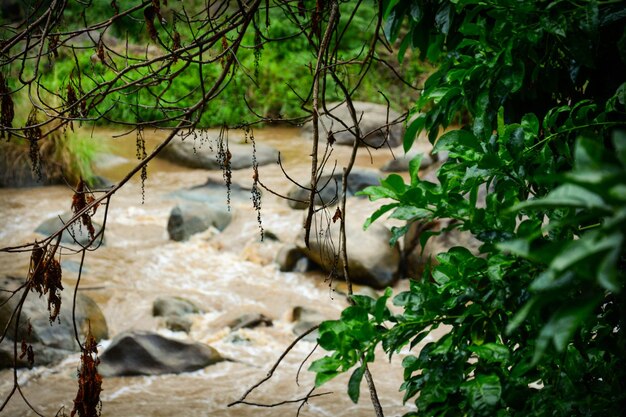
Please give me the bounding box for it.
[0,276,108,368]
[275,244,309,272]
[291,307,327,342]
[152,296,202,318]
[160,131,278,170]
[165,316,193,333]
[35,212,105,247]
[167,202,232,241]
[382,150,434,172]
[169,177,252,205]
[333,282,380,299]
[286,168,382,210]
[301,101,403,147]
[297,205,400,289]
[0,342,71,369]
[98,331,223,377]
[228,313,272,331]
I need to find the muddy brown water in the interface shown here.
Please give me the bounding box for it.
[0,127,438,416]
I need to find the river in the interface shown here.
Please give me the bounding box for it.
[0,126,429,417]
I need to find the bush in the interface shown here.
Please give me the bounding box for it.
[310,1,626,416]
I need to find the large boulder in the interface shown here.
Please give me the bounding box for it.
[297,207,400,289]
[0,277,108,368]
[160,131,278,170]
[301,101,403,147]
[167,202,232,241]
[98,331,224,377]
[35,212,105,247]
[286,168,382,210]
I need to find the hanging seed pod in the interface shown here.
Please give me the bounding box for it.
[144,6,157,41]
[44,258,63,324]
[29,242,46,294]
[0,72,14,139]
[25,108,42,181]
[220,36,229,68]
[298,0,306,18]
[71,326,102,417]
[72,179,96,240]
[48,34,60,58]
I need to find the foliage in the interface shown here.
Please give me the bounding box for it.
[311,1,626,415]
[4,0,420,129]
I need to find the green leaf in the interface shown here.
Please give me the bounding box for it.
[389,206,430,221]
[348,366,365,403]
[550,231,621,272]
[384,5,404,43]
[315,370,340,387]
[512,184,607,211]
[598,244,622,292]
[533,297,600,363]
[404,115,424,152]
[575,135,604,171]
[381,174,407,195]
[521,113,540,136]
[506,298,537,334]
[433,129,480,154]
[613,129,626,166]
[468,343,510,363]
[374,288,392,323]
[462,374,502,410]
[363,203,399,230]
[408,154,423,186]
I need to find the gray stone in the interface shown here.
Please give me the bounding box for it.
[167,202,232,241]
[301,101,404,147]
[152,296,202,317]
[165,316,193,333]
[228,313,272,331]
[0,277,108,368]
[275,244,307,272]
[382,150,434,172]
[290,307,327,343]
[286,168,382,210]
[297,206,400,289]
[98,331,223,377]
[0,342,71,369]
[169,177,252,205]
[159,131,278,170]
[35,212,105,247]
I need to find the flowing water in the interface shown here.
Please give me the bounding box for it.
[0,127,432,417]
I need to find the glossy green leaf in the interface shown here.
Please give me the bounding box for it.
[468,343,510,363]
[348,366,365,403]
[533,297,600,363]
[363,203,399,230]
[462,374,502,410]
[513,184,607,211]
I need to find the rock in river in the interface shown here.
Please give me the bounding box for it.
[0,276,108,368]
[35,211,105,247]
[167,202,232,241]
[301,101,403,147]
[99,331,224,377]
[160,131,278,170]
[286,168,382,210]
[297,202,400,289]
